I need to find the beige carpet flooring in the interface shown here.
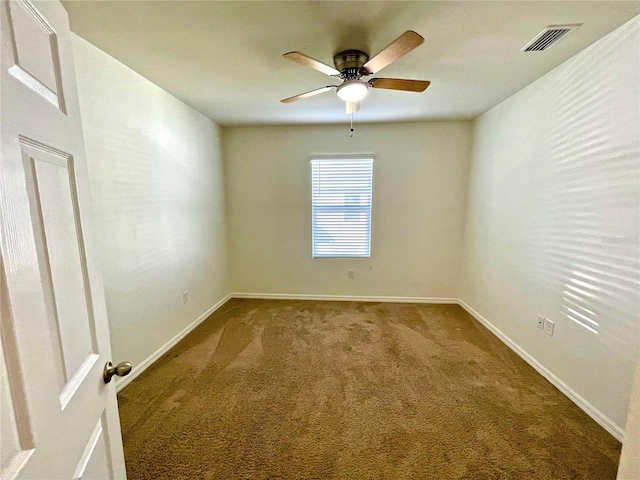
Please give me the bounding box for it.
[118,299,621,479]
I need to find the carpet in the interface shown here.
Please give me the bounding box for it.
[117,299,621,479]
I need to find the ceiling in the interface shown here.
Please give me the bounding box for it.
[63,1,639,126]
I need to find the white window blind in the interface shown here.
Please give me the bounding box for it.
[311,157,373,258]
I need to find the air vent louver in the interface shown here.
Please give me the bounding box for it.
[522,25,581,52]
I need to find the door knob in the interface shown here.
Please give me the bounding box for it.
[103,361,133,384]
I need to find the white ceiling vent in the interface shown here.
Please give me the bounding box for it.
[521,24,581,52]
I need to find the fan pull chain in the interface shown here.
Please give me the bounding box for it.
[350,110,354,137]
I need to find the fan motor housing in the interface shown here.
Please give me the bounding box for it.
[333,50,369,79]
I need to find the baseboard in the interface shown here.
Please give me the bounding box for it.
[115,293,232,392]
[113,290,624,442]
[230,292,458,304]
[115,292,454,392]
[458,299,625,442]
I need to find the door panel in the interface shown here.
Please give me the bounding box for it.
[1,0,127,478]
[4,0,65,110]
[22,139,96,388]
[73,414,112,480]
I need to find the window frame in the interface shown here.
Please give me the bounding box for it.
[310,154,374,259]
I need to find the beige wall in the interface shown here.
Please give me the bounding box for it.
[224,122,471,299]
[460,17,640,436]
[72,35,228,370]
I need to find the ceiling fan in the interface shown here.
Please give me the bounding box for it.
[281,30,430,113]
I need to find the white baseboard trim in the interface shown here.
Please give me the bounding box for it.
[115,293,232,392]
[113,290,624,442]
[230,292,458,304]
[458,299,625,442]
[115,292,454,392]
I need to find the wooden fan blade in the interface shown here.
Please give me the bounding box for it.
[369,78,430,92]
[362,31,424,74]
[281,86,336,103]
[283,51,340,77]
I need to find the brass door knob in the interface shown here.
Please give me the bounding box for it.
[103,361,132,384]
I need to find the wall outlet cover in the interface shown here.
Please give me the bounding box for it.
[183,291,189,304]
[544,318,555,336]
[537,315,545,330]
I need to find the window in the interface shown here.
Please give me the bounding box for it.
[311,157,373,258]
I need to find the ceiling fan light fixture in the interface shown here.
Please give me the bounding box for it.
[336,80,369,103]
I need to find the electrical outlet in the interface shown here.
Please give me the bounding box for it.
[182,291,188,304]
[544,318,555,336]
[537,316,545,330]
[347,269,354,279]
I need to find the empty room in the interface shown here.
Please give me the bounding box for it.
[1,0,639,478]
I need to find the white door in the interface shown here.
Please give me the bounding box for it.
[1,0,127,478]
